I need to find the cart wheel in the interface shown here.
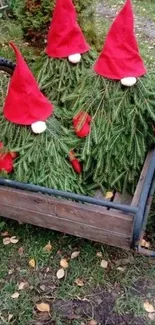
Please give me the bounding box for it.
[0,57,15,109]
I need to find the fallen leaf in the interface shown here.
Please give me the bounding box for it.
[8,314,13,322]
[8,269,14,275]
[96,252,102,258]
[105,191,113,199]
[29,258,36,268]
[56,268,65,279]
[1,231,9,237]
[3,237,11,245]
[18,282,27,290]
[57,250,62,255]
[44,241,52,252]
[88,320,97,325]
[11,292,19,299]
[10,236,19,244]
[71,251,80,259]
[18,247,24,256]
[75,278,84,287]
[117,267,125,272]
[148,313,155,320]
[143,301,154,313]
[100,259,108,269]
[60,258,69,269]
[40,285,46,292]
[36,302,50,313]
[141,239,151,249]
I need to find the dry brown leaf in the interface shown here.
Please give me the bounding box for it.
[148,313,155,320]
[8,314,13,322]
[141,239,151,249]
[11,292,19,299]
[3,237,11,245]
[143,301,154,313]
[100,260,108,269]
[56,268,65,279]
[105,191,113,199]
[10,236,19,244]
[18,282,28,290]
[117,267,125,272]
[75,278,84,287]
[44,241,52,252]
[8,269,14,275]
[40,285,46,292]
[57,250,62,255]
[96,252,102,258]
[29,258,36,268]
[71,251,80,259]
[60,258,69,269]
[1,231,9,237]
[18,247,24,256]
[36,302,50,313]
[88,320,97,325]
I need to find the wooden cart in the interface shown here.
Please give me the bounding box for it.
[0,148,155,256]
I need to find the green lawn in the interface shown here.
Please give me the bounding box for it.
[1,2,155,324]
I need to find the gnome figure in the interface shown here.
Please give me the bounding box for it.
[3,42,54,133]
[46,0,90,64]
[94,0,146,86]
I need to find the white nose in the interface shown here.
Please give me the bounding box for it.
[68,53,81,64]
[121,77,137,87]
[31,121,47,134]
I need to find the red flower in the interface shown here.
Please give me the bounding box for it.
[73,111,92,138]
[69,151,82,174]
[0,142,17,173]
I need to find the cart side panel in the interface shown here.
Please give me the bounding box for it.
[0,187,133,250]
[132,151,153,207]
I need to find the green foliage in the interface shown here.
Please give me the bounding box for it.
[61,72,155,193]
[34,51,96,105]
[0,112,91,194]
[9,0,97,48]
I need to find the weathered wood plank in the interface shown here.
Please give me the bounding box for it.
[0,187,133,236]
[0,204,131,250]
[132,151,153,207]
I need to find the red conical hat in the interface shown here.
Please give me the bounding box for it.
[46,0,90,58]
[4,42,54,125]
[94,0,146,80]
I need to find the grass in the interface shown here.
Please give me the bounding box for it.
[1,2,155,324]
[103,0,155,22]
[95,0,155,69]
[0,19,39,68]
[1,218,155,324]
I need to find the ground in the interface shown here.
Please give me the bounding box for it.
[1,0,155,324]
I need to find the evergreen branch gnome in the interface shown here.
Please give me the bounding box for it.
[46,0,90,64]
[61,0,155,193]
[3,42,54,134]
[94,0,146,86]
[36,0,94,105]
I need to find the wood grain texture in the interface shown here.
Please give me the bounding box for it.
[132,151,153,207]
[0,187,133,249]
